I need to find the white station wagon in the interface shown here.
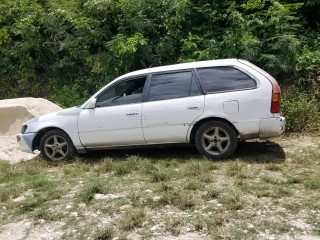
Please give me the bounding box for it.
[17,59,285,161]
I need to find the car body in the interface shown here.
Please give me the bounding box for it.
[17,59,285,161]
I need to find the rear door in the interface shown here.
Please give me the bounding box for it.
[142,70,204,144]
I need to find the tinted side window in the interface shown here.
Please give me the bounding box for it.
[197,67,256,93]
[96,77,146,107]
[148,71,192,101]
[190,75,202,96]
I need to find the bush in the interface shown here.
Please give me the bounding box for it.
[282,88,320,132]
[48,85,89,108]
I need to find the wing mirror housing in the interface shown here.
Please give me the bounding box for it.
[85,98,97,109]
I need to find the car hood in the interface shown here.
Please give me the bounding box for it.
[24,106,82,124]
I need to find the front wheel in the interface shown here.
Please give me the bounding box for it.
[40,130,75,161]
[195,121,238,159]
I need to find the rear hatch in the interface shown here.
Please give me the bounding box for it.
[237,59,281,115]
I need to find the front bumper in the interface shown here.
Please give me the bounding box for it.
[259,117,285,139]
[17,133,37,153]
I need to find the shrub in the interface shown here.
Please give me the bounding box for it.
[48,85,89,108]
[281,88,320,132]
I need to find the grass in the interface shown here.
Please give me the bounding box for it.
[0,135,320,239]
[118,209,145,230]
[76,177,110,203]
[93,227,114,240]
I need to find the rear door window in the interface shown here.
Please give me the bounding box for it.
[148,71,193,101]
[197,67,256,93]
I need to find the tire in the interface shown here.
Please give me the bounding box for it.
[195,121,238,159]
[40,130,75,161]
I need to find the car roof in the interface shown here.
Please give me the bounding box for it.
[115,58,241,80]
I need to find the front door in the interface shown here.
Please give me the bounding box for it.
[78,77,147,148]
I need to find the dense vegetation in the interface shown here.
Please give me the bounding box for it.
[0,0,319,131]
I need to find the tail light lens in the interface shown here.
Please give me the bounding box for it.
[271,85,281,114]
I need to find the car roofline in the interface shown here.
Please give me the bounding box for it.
[115,58,240,80]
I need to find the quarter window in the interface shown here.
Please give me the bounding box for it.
[197,67,256,93]
[148,71,193,101]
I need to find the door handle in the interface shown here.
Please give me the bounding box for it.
[126,113,138,116]
[187,106,201,110]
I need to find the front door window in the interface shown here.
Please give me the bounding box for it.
[96,77,146,107]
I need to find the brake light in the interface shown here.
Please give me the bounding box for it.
[271,85,281,114]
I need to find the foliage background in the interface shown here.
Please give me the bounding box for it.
[0,0,319,131]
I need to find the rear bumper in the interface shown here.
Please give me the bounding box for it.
[259,117,285,139]
[17,133,36,153]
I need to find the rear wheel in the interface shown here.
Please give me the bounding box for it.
[40,130,75,161]
[195,121,238,159]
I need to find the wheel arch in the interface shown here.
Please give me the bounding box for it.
[189,117,239,145]
[32,127,70,151]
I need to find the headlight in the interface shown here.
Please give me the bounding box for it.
[21,125,27,133]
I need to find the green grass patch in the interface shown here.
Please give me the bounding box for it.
[118,209,145,230]
[76,177,110,203]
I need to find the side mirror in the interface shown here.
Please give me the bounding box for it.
[86,98,97,109]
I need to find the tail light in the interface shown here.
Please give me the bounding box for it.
[271,84,281,114]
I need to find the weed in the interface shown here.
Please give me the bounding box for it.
[20,195,47,213]
[114,155,146,175]
[158,183,174,192]
[274,185,293,197]
[0,187,11,202]
[150,169,170,182]
[218,190,244,210]
[28,175,56,191]
[46,188,64,200]
[183,180,203,190]
[260,175,281,184]
[194,216,206,231]
[128,191,143,207]
[77,178,109,203]
[63,162,91,177]
[199,173,214,183]
[0,185,21,202]
[183,161,202,176]
[94,227,114,240]
[205,188,220,200]
[118,209,145,230]
[94,158,114,174]
[286,174,303,184]
[114,161,134,175]
[34,208,64,221]
[264,163,283,172]
[226,161,251,179]
[304,174,320,190]
[206,214,227,236]
[140,160,157,175]
[164,216,182,236]
[160,190,199,210]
